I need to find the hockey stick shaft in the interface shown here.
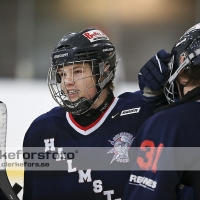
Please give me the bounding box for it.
[0,102,20,200]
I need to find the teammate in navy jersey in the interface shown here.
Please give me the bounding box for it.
[123,23,200,200]
[22,28,170,200]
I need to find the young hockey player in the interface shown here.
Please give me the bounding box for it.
[123,23,200,200]
[22,28,170,200]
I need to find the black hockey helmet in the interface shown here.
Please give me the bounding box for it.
[164,23,200,103]
[48,28,117,115]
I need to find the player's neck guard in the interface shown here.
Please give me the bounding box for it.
[73,91,114,126]
[155,86,200,113]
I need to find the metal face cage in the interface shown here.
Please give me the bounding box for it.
[47,59,113,115]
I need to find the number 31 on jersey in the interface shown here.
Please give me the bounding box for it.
[137,140,164,173]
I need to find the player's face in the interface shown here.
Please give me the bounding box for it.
[58,63,97,102]
[176,53,192,97]
[177,54,189,85]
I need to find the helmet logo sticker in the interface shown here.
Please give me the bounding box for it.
[120,107,140,116]
[103,48,114,52]
[107,132,134,164]
[54,53,69,59]
[83,30,109,42]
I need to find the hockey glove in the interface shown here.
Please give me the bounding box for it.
[138,49,171,98]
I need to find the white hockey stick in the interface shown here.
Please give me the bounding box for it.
[0,101,20,200]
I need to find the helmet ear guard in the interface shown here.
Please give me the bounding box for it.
[48,28,117,115]
[98,53,116,89]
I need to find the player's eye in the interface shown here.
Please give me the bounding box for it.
[74,68,82,74]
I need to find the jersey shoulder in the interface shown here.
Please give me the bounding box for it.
[32,106,66,123]
[23,106,66,146]
[116,90,157,113]
[117,90,165,110]
[116,91,146,109]
[151,101,200,126]
[135,102,200,147]
[117,91,142,102]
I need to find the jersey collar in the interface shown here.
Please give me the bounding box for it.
[66,97,118,135]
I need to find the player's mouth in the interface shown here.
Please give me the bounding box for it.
[67,90,79,97]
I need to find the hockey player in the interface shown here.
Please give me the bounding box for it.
[123,23,200,200]
[22,28,169,200]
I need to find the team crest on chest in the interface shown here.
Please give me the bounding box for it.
[107,132,134,164]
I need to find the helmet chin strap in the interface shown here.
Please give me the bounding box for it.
[64,97,92,115]
[63,88,103,115]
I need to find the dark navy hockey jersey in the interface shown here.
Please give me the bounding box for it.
[123,101,200,200]
[23,91,159,200]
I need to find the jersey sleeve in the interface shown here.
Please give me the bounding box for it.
[23,170,34,200]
